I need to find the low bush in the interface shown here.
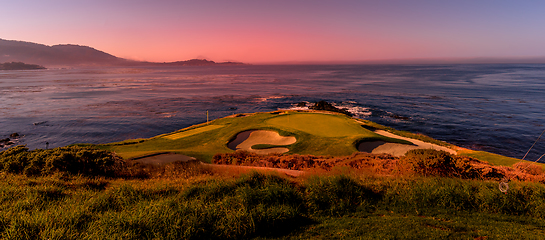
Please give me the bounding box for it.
[0,145,122,176]
[401,149,479,178]
[212,151,265,165]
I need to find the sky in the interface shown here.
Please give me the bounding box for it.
[1,0,545,64]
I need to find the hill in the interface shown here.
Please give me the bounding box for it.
[0,61,45,70]
[0,38,245,67]
[159,58,245,66]
[0,38,129,67]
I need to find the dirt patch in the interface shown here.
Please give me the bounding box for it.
[228,130,296,154]
[202,163,303,177]
[132,153,197,166]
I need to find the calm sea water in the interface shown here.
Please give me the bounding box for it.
[1,64,544,161]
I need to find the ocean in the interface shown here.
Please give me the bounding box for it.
[1,64,544,161]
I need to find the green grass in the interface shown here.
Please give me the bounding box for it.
[358,119,454,148]
[460,149,545,169]
[265,113,370,137]
[3,172,545,239]
[5,110,545,239]
[87,109,537,168]
[460,150,524,166]
[280,211,545,239]
[162,124,224,140]
[98,111,410,162]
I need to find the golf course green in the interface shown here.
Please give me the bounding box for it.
[99,111,419,162]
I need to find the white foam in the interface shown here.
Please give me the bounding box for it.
[332,102,372,117]
[255,95,286,102]
[281,101,372,118]
[280,101,311,111]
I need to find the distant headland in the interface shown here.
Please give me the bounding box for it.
[0,62,46,70]
[148,58,245,66]
[0,38,245,68]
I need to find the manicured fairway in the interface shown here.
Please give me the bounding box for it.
[265,113,373,137]
[162,125,224,140]
[99,111,415,162]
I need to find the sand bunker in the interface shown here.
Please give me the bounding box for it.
[132,153,197,165]
[358,130,457,157]
[228,130,297,154]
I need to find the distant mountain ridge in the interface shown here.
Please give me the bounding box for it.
[0,62,46,70]
[0,38,244,67]
[157,59,244,66]
[0,39,128,67]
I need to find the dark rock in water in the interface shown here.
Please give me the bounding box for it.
[10,133,19,138]
[0,138,13,146]
[33,121,47,125]
[229,107,238,110]
[309,101,352,116]
[296,102,307,107]
[390,114,410,121]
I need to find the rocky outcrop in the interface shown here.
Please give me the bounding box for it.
[1,133,20,148]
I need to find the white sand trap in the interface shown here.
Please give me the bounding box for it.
[228,130,297,154]
[133,153,196,165]
[358,130,457,157]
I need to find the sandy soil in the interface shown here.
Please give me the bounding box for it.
[132,153,196,165]
[202,163,303,177]
[358,130,457,157]
[228,130,297,154]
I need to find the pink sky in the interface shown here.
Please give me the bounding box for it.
[2,0,545,63]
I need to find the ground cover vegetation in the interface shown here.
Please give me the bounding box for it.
[4,110,545,239]
[3,145,545,238]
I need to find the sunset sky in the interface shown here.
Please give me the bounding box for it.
[2,0,545,63]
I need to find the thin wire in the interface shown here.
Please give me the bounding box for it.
[521,153,545,172]
[521,129,545,161]
[518,129,545,172]
[499,128,545,193]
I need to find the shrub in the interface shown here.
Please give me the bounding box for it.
[0,146,122,176]
[401,149,478,178]
[213,151,264,165]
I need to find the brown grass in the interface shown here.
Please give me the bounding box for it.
[211,150,545,184]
